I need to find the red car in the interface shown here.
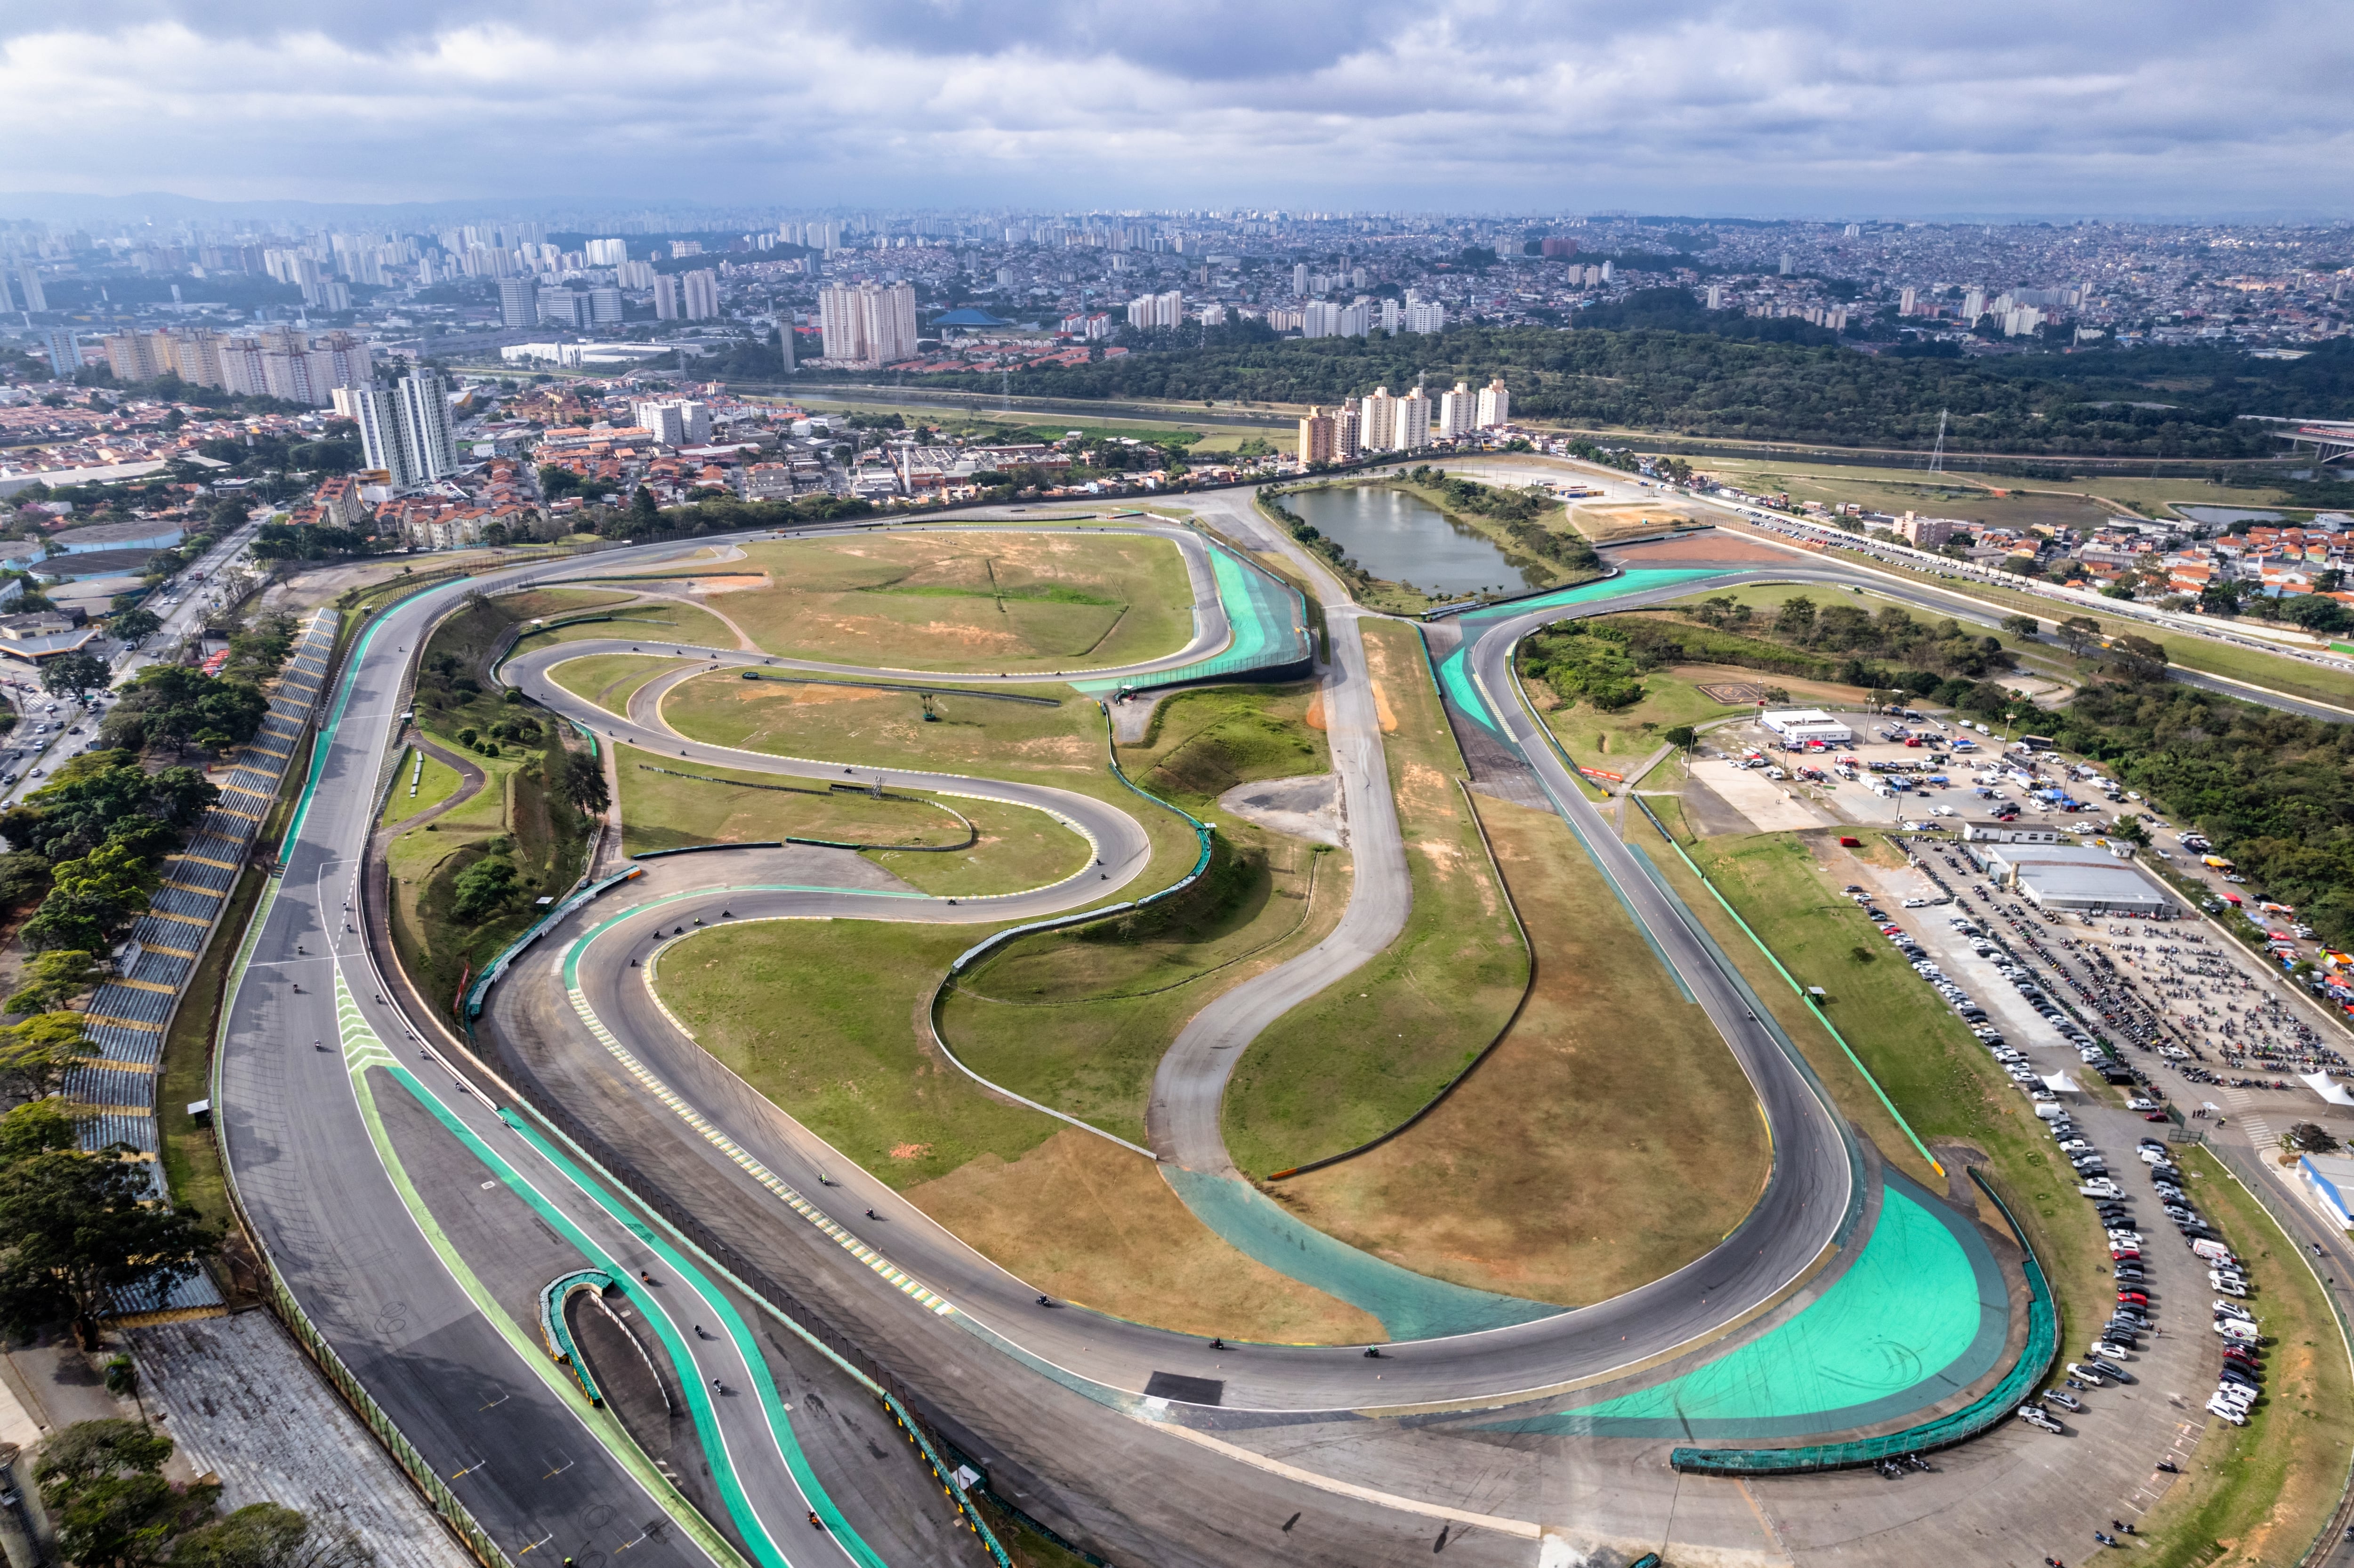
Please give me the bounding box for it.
[2117,1290,2148,1304]
[2144,1112,2170,1122]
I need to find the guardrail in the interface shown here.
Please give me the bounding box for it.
[463,867,646,1021]
[1670,1168,2058,1474]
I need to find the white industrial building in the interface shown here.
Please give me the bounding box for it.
[1981,843,2175,917]
[1759,708,1855,745]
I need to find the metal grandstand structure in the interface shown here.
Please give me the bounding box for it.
[64,610,339,1322]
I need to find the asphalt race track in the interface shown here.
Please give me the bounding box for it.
[219,484,2325,1567]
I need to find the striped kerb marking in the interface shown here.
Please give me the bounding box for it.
[564,987,956,1318]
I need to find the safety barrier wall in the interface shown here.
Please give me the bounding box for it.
[463,867,645,1020]
[536,1270,613,1406]
[1671,1169,2058,1474]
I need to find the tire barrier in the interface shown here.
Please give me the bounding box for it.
[535,1269,615,1406]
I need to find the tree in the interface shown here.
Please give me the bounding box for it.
[2001,613,2041,639]
[35,1420,219,1568]
[173,1504,373,1568]
[559,751,610,817]
[42,652,113,703]
[0,1100,81,1161]
[109,609,162,646]
[2055,615,2102,657]
[1662,725,1698,749]
[0,1150,220,1345]
[451,854,517,922]
[2104,633,2169,685]
[6,948,98,1015]
[2286,1122,2341,1154]
[0,1011,87,1101]
[1774,595,1817,639]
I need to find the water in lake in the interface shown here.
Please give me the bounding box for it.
[1285,485,1550,595]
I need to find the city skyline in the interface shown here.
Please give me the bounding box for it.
[0,0,2347,219]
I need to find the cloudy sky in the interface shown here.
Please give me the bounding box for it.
[1,0,2347,218]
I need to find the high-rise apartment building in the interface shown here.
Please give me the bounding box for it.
[1333,402,1363,463]
[588,286,623,325]
[1126,290,1184,330]
[1705,284,1726,310]
[1962,287,1987,322]
[584,238,629,266]
[1404,299,1446,334]
[40,330,81,379]
[632,400,713,446]
[1380,298,1401,335]
[681,269,719,321]
[101,331,167,383]
[1359,387,1399,451]
[816,282,918,367]
[346,369,458,489]
[1299,301,1341,338]
[1292,263,1309,295]
[1475,378,1511,429]
[16,263,48,314]
[636,401,686,445]
[1438,382,1475,439]
[1898,287,1919,315]
[500,276,538,329]
[1335,301,1371,338]
[617,259,656,290]
[653,274,679,320]
[1297,407,1337,468]
[1396,387,1431,452]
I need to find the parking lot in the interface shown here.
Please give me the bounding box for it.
[1834,837,2288,1530]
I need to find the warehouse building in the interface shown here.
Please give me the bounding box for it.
[1759,708,1855,745]
[1982,842,2176,917]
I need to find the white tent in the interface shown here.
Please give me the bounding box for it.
[2041,1072,2082,1095]
[2300,1071,2354,1108]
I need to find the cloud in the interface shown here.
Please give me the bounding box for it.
[0,1,2346,216]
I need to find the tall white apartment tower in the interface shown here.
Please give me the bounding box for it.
[348,368,457,488]
[1359,387,1399,452]
[681,269,719,321]
[817,282,918,366]
[1438,381,1476,439]
[1475,378,1510,429]
[1397,386,1431,452]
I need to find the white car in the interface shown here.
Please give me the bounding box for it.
[2206,1399,2248,1426]
[2064,1363,2104,1386]
[2214,1300,2253,1321]
[2216,1319,2260,1342]
[2090,1342,2132,1361]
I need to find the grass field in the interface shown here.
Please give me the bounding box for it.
[548,652,687,716]
[654,920,1379,1341]
[516,595,739,653]
[1524,661,1870,784]
[661,669,1209,920]
[1118,682,1329,809]
[1637,810,2120,1365]
[1276,795,1771,1306]
[1222,622,1531,1176]
[613,745,965,851]
[708,531,1193,673]
[380,748,463,827]
[937,682,1340,1143]
[942,834,1339,1145]
[1696,455,2293,525]
[2130,1146,2354,1567]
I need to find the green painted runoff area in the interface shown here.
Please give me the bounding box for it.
[1434,568,1731,733]
[1072,543,1309,693]
[1161,1167,1561,1342]
[1490,1177,2008,1439]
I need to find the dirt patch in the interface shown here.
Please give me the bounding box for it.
[1608,532,1792,565]
[1274,796,1768,1306]
[1368,679,1398,733]
[1217,774,1343,847]
[905,1129,1384,1343]
[1304,689,1326,731]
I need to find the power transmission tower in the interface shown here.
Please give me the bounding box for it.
[1927,410,1948,476]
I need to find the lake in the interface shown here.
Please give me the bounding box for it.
[1286,484,1551,595]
